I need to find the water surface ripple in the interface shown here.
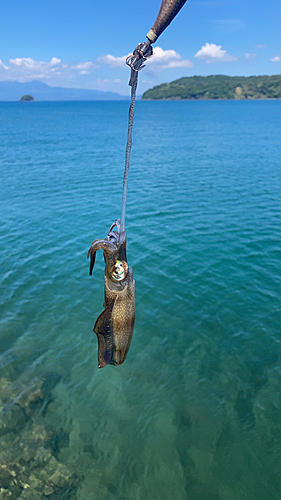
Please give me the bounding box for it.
[0,101,281,499]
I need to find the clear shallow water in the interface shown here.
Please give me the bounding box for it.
[0,100,281,499]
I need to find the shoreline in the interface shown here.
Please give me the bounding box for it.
[141,97,281,101]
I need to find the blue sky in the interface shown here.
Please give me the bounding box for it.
[0,0,281,96]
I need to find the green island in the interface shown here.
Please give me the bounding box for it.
[20,94,35,102]
[142,74,281,100]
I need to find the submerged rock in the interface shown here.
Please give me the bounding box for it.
[0,374,79,499]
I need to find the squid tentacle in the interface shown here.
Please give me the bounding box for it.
[87,238,117,276]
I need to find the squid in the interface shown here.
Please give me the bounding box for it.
[88,219,135,368]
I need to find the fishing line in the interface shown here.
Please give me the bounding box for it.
[120,1,188,241]
[120,71,138,242]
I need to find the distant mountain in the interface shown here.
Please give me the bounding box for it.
[142,74,281,100]
[0,80,129,101]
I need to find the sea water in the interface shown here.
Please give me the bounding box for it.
[0,100,281,499]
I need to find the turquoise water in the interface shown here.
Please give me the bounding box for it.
[0,100,281,499]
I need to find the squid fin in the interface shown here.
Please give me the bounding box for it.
[93,300,115,369]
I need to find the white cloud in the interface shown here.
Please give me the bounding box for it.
[71,61,97,75]
[97,54,127,68]
[114,78,121,83]
[213,19,245,33]
[0,56,101,82]
[0,60,8,70]
[245,53,257,59]
[270,55,280,62]
[141,79,155,85]
[0,57,67,81]
[195,43,237,63]
[88,78,115,91]
[94,78,109,84]
[10,57,62,69]
[98,47,193,72]
[146,47,193,70]
[50,57,61,66]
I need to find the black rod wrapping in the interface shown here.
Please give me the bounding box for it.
[147,0,187,42]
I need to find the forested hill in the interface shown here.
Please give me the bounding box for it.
[142,75,281,100]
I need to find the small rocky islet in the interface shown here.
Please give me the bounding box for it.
[19,95,35,102]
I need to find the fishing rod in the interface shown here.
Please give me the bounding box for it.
[120,0,188,242]
[88,0,188,368]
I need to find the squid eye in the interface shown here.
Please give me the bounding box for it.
[110,260,128,281]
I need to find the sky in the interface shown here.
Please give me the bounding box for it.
[0,0,281,96]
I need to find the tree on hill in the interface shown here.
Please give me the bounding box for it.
[142,75,281,100]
